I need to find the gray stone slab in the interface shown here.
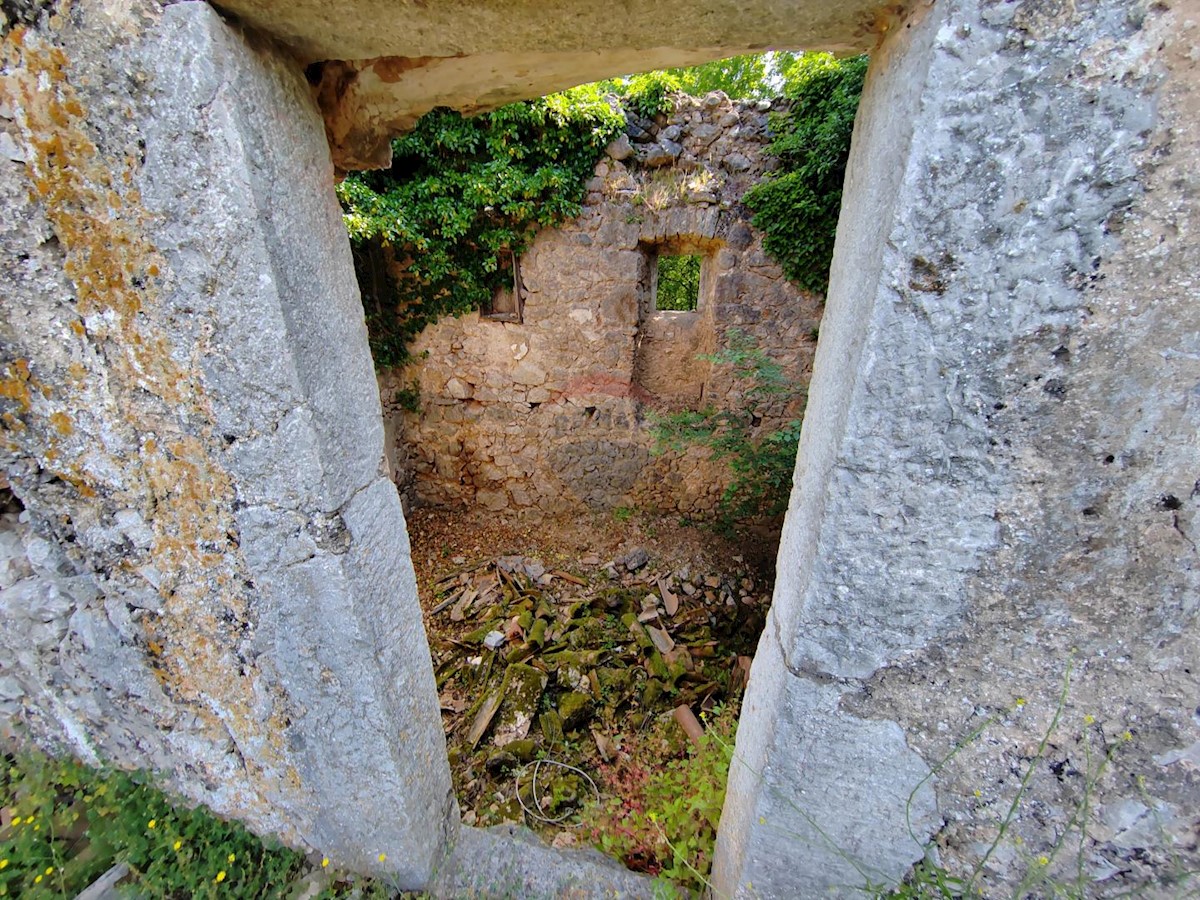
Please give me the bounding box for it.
[430,824,656,899]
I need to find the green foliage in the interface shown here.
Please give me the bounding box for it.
[583,706,736,894]
[745,52,868,293]
[655,255,701,311]
[619,71,681,118]
[338,84,623,368]
[0,750,382,899]
[604,51,798,105]
[651,330,804,524]
[394,381,421,414]
[663,53,774,100]
[0,751,306,897]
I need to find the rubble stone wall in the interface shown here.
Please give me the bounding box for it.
[380,94,822,520]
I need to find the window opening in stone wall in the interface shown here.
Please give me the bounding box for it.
[654,252,702,311]
[485,250,525,323]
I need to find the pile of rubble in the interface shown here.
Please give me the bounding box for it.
[423,545,768,828]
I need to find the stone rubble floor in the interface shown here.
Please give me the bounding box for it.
[406,507,775,863]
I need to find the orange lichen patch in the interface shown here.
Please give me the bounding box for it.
[2,24,297,815]
[48,411,73,435]
[0,360,34,413]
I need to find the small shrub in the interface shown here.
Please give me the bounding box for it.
[582,706,736,894]
[621,72,681,119]
[650,330,804,525]
[394,382,421,413]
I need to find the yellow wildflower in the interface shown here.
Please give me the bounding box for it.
[1014,698,1026,707]
[147,819,157,829]
[378,853,387,863]
[321,858,330,868]
[1038,855,1049,866]
[215,870,226,883]
[8,817,18,826]
[0,860,7,869]
[173,840,182,851]
[34,875,43,885]
[45,867,53,875]
[227,853,236,863]
[1083,714,1095,725]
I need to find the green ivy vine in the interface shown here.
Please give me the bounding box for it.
[745,52,868,294]
[337,85,623,368]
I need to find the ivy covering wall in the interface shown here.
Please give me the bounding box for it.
[336,86,623,367]
[744,53,868,294]
[337,53,867,369]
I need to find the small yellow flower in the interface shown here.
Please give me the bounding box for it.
[973,789,982,798]
[758,816,766,825]
[0,860,7,869]
[1038,855,1049,866]
[34,875,43,885]
[8,817,18,826]
[377,853,387,863]
[215,870,226,883]
[32,824,39,831]
[321,858,330,868]
[1015,698,1026,707]
[147,819,157,829]
[227,853,236,863]
[1083,714,1095,725]
[1122,730,1133,742]
[44,867,53,876]
[173,840,182,851]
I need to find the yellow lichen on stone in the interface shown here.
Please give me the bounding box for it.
[1,22,299,826]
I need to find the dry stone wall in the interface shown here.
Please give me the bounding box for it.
[381,94,821,521]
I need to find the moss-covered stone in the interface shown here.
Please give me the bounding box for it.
[492,663,547,746]
[539,710,565,747]
[557,691,593,731]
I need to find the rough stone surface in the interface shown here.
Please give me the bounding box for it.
[716,0,1200,896]
[0,0,451,886]
[3,0,1198,897]
[430,823,655,899]
[380,94,819,522]
[211,0,895,169]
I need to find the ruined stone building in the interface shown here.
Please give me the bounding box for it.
[382,93,820,521]
[1,0,1197,897]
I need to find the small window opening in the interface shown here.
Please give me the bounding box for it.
[485,250,524,323]
[655,253,702,312]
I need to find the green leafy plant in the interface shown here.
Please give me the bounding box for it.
[619,71,682,118]
[337,84,623,368]
[745,52,868,293]
[583,706,737,894]
[0,750,383,899]
[650,330,804,525]
[655,255,701,311]
[394,381,421,413]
